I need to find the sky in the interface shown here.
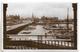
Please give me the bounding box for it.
[7,2,73,19]
[0,1,2,18]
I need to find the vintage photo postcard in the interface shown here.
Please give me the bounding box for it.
[2,0,77,52]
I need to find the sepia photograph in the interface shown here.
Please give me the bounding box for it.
[3,2,77,49]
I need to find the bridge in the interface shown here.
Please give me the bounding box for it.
[6,22,33,34]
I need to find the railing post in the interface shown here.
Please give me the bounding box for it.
[61,41,62,46]
[64,41,66,47]
[45,40,46,44]
[41,36,42,43]
[67,41,69,47]
[48,40,49,45]
[51,40,53,45]
[57,40,59,46]
[54,41,56,46]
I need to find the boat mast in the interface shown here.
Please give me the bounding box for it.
[67,8,69,32]
[32,13,34,21]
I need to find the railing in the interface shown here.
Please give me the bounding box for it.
[6,35,74,49]
[6,40,74,49]
[33,40,73,47]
